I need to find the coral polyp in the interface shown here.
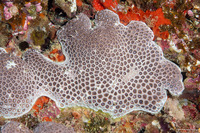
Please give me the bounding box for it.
[0,10,184,119]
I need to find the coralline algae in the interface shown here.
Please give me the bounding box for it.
[0,10,184,119]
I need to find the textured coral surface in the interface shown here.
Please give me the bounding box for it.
[1,121,75,133]
[34,122,75,133]
[1,121,32,133]
[0,10,184,119]
[0,0,200,132]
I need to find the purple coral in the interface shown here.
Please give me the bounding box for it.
[1,121,31,133]
[34,122,75,133]
[0,9,184,119]
[1,121,74,133]
[0,48,38,118]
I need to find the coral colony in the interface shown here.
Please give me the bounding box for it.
[1,121,75,133]
[0,10,184,119]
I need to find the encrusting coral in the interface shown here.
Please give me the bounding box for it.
[34,121,75,133]
[0,9,184,119]
[1,121,32,133]
[1,121,75,133]
[92,0,172,39]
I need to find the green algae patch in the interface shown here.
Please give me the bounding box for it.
[84,110,111,133]
[31,28,47,46]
